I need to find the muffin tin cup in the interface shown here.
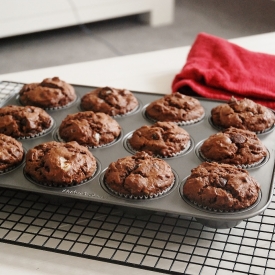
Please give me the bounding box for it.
[208,115,275,135]
[100,168,178,200]
[180,177,262,214]
[179,176,262,229]
[16,117,55,140]
[23,158,101,189]
[79,98,142,118]
[0,147,26,175]
[195,140,270,170]
[1,82,275,229]
[143,104,205,126]
[123,131,193,158]
[53,127,122,149]
[17,93,79,111]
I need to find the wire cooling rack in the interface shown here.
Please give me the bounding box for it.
[0,186,275,275]
[0,81,23,104]
[0,81,275,274]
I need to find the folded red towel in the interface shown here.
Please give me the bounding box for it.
[172,32,275,109]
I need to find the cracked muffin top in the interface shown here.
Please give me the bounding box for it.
[200,127,267,167]
[58,111,121,147]
[80,86,138,116]
[0,133,24,172]
[211,97,275,133]
[24,141,97,186]
[0,105,53,138]
[183,162,260,211]
[104,151,174,198]
[145,92,205,124]
[19,77,76,109]
[128,121,190,157]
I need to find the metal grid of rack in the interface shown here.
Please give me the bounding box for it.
[0,81,23,104]
[0,81,275,274]
[0,186,275,275]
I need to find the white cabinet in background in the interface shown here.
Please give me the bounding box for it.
[0,0,175,38]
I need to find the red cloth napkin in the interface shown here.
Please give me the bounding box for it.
[172,32,275,109]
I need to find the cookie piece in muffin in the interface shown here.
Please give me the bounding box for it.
[80,86,138,116]
[104,151,174,198]
[145,92,205,124]
[128,121,190,157]
[19,77,76,109]
[200,127,267,167]
[0,105,53,138]
[25,141,97,186]
[0,134,24,172]
[183,162,260,212]
[211,97,275,133]
[58,111,121,147]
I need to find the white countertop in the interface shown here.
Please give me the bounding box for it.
[2,31,275,96]
[1,31,275,275]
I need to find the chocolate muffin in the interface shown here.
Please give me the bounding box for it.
[128,121,190,157]
[199,127,268,167]
[58,111,121,147]
[183,162,260,212]
[80,86,138,116]
[24,141,97,186]
[104,151,175,198]
[0,134,24,173]
[211,97,275,133]
[145,92,205,125]
[0,105,53,138]
[19,77,76,109]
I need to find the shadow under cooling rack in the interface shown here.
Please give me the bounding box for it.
[0,187,275,275]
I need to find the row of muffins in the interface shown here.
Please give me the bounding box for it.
[1,77,275,214]
[18,77,139,116]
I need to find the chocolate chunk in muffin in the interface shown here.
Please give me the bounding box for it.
[81,86,138,116]
[104,151,174,198]
[200,127,267,167]
[58,111,121,147]
[128,121,190,157]
[183,162,260,211]
[145,92,205,124]
[0,133,24,172]
[0,105,53,138]
[19,77,76,109]
[211,97,275,133]
[24,141,97,186]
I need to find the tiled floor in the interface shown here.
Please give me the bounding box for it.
[1,0,275,74]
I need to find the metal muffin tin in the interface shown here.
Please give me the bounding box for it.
[1,82,275,229]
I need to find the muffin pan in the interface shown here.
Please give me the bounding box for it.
[1,81,275,229]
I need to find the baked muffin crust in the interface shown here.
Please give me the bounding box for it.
[19,77,76,109]
[25,141,97,186]
[59,111,121,147]
[104,151,174,197]
[81,86,138,116]
[0,133,24,171]
[200,127,267,166]
[211,97,275,132]
[0,105,53,138]
[128,121,190,157]
[145,92,204,123]
[183,162,260,211]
